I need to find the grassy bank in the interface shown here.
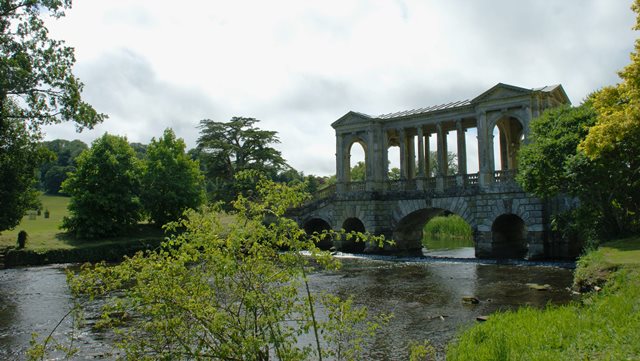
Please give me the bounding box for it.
[0,194,164,267]
[446,236,640,360]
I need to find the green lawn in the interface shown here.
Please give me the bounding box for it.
[0,194,73,250]
[0,194,166,251]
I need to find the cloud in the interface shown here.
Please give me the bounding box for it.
[42,0,637,176]
[43,50,219,147]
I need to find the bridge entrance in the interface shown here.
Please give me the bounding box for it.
[293,83,579,260]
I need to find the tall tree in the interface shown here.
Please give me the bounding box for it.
[0,0,105,231]
[577,0,640,233]
[0,108,48,231]
[141,128,206,227]
[196,117,287,204]
[61,134,142,239]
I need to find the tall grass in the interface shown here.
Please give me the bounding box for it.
[422,214,472,249]
[447,237,640,360]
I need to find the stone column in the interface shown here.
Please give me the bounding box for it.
[436,123,447,176]
[476,111,494,186]
[425,132,431,177]
[456,119,467,175]
[336,133,347,193]
[417,127,425,178]
[399,128,407,180]
[407,134,416,179]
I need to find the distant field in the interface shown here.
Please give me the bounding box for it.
[0,194,72,250]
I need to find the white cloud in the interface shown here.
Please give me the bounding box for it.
[43,0,636,175]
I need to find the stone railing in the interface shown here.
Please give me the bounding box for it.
[464,173,479,186]
[444,175,457,189]
[494,169,517,183]
[346,181,366,192]
[313,184,336,200]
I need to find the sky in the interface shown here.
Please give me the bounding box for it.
[42,0,637,176]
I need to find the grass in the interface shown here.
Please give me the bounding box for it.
[0,194,165,253]
[446,235,640,361]
[0,194,73,250]
[422,214,473,249]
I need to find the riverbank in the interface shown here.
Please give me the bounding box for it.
[446,235,640,360]
[0,195,168,268]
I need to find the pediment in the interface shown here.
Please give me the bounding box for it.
[471,83,532,103]
[331,111,371,129]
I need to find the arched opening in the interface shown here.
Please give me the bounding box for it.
[492,116,524,171]
[491,214,527,259]
[347,141,366,182]
[340,217,366,253]
[387,145,400,180]
[423,212,474,258]
[303,218,333,250]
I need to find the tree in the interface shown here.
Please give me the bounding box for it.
[0,0,105,231]
[0,113,48,231]
[141,128,206,227]
[61,134,143,239]
[0,0,106,129]
[517,105,597,198]
[577,0,640,233]
[39,139,88,194]
[196,117,287,204]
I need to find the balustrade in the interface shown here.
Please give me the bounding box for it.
[494,169,517,183]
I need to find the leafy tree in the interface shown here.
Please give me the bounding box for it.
[196,117,287,204]
[430,151,457,176]
[577,0,640,233]
[32,177,393,360]
[39,139,88,194]
[0,114,48,231]
[517,105,597,198]
[350,161,366,181]
[61,134,143,239]
[130,142,148,160]
[0,0,106,129]
[141,128,206,227]
[0,0,104,231]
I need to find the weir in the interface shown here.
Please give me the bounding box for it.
[291,83,581,260]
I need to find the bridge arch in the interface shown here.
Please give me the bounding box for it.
[491,213,527,259]
[391,198,475,252]
[302,217,333,250]
[339,217,367,253]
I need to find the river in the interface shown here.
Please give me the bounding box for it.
[0,247,576,360]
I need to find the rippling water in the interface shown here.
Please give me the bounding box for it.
[0,250,576,360]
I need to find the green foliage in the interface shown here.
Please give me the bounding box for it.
[350,161,366,181]
[61,134,143,239]
[39,139,88,194]
[37,177,394,360]
[0,115,48,232]
[423,214,472,240]
[447,244,640,361]
[517,105,597,198]
[196,117,288,204]
[429,150,457,176]
[140,128,206,226]
[0,0,103,231]
[0,0,106,129]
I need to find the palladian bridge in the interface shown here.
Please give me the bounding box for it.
[291,83,580,260]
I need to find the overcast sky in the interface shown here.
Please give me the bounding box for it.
[42,0,637,176]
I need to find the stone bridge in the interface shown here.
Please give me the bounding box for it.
[291,83,580,260]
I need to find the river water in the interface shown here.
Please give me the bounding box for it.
[0,248,576,360]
